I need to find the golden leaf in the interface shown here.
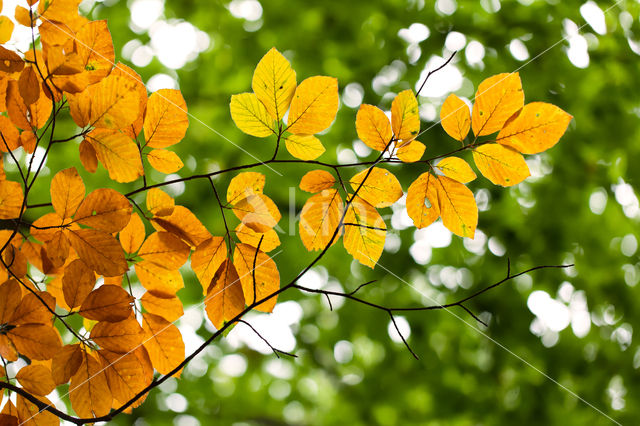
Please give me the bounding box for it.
[147,149,184,174]
[51,344,83,385]
[343,195,386,268]
[135,259,184,297]
[146,187,175,217]
[396,140,426,163]
[435,175,477,238]
[205,259,245,329]
[16,365,56,397]
[118,212,145,254]
[229,92,276,137]
[62,259,96,309]
[69,350,112,418]
[284,134,325,160]
[150,205,211,247]
[473,143,530,187]
[0,180,23,219]
[356,104,392,151]
[440,93,471,141]
[138,231,190,269]
[78,285,134,322]
[232,193,281,233]
[350,167,403,208]
[50,167,85,219]
[233,243,280,312]
[191,236,227,295]
[90,317,143,353]
[436,157,477,184]
[67,228,128,276]
[471,73,524,136]
[286,76,339,135]
[252,47,297,121]
[140,291,183,322]
[98,350,148,406]
[406,172,440,229]
[235,223,280,253]
[85,129,144,183]
[143,89,189,148]
[227,172,265,204]
[141,313,185,376]
[391,90,420,145]
[299,170,335,193]
[299,189,344,251]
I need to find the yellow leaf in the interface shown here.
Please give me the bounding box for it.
[78,285,134,322]
[356,104,392,151]
[299,189,344,251]
[135,260,184,297]
[284,134,325,160]
[234,223,280,253]
[16,394,58,426]
[496,102,572,154]
[299,169,335,193]
[406,172,440,229]
[90,317,143,353]
[435,175,477,238]
[138,231,190,269]
[62,258,96,309]
[98,350,148,406]
[232,193,281,233]
[0,16,14,44]
[147,149,184,174]
[391,90,420,145]
[349,167,403,208]
[0,180,23,219]
[205,259,245,329]
[471,73,524,136]
[227,172,265,204]
[15,6,31,27]
[50,167,85,219]
[85,129,144,183]
[396,140,425,163]
[233,243,280,312]
[51,344,83,385]
[79,139,98,173]
[230,92,276,138]
[140,291,183,322]
[141,313,185,376]
[87,74,141,129]
[473,143,530,187]
[119,212,146,254]
[74,20,114,83]
[69,350,112,418]
[436,157,477,183]
[252,47,297,121]
[146,187,175,217]
[0,46,23,73]
[143,89,189,148]
[150,205,211,247]
[440,93,471,141]
[7,324,62,360]
[343,196,386,268]
[74,188,132,233]
[286,76,339,135]
[191,236,227,295]
[16,365,55,397]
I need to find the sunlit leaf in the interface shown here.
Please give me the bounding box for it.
[391,90,419,145]
[151,205,211,248]
[78,285,134,322]
[140,291,183,322]
[396,140,425,163]
[16,365,56,397]
[232,193,281,233]
[235,223,280,253]
[252,47,297,121]
[138,231,190,269]
[299,189,344,251]
[144,89,189,148]
[91,317,143,353]
[356,104,392,151]
[205,259,245,329]
[436,157,477,183]
[0,180,23,219]
[146,187,175,217]
[69,350,112,418]
[147,149,184,174]
[284,134,325,160]
[62,258,96,309]
[435,175,477,238]
[227,172,265,204]
[287,76,339,135]
[67,228,128,276]
[85,129,143,183]
[471,73,523,136]
[350,167,403,208]
[98,350,148,406]
[440,93,471,141]
[141,313,185,376]
[135,260,184,297]
[343,195,386,268]
[406,172,440,229]
[50,167,85,219]
[191,236,227,295]
[118,212,145,254]
[230,92,276,137]
[233,243,280,312]
[473,143,530,186]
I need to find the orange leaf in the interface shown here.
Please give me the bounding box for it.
[138,231,190,269]
[147,149,184,174]
[140,291,183,322]
[205,259,245,329]
[7,324,62,360]
[0,17,14,45]
[471,73,524,136]
[406,172,440,229]
[43,229,69,268]
[98,350,148,406]
[146,187,175,217]
[0,116,20,152]
[496,102,572,154]
[440,93,471,141]
[356,104,392,151]
[252,47,297,121]
[74,188,132,233]
[0,46,23,73]
[6,81,30,131]
[69,350,112,419]
[27,85,53,129]
[141,313,185,376]
[435,176,477,238]
[286,76,339,135]
[299,170,335,193]
[73,20,115,87]
[16,365,56,396]
[16,394,58,426]
[51,344,83,385]
[91,317,143,353]
[299,189,344,251]
[473,143,530,187]
[62,258,96,309]
[79,139,98,173]
[0,279,21,324]
[85,129,144,183]
[18,66,40,105]
[30,213,66,243]
[119,212,145,254]
[50,167,85,219]
[191,236,227,295]
[396,140,425,163]
[391,90,420,144]
[284,134,325,160]
[10,291,55,326]
[232,193,281,233]
[14,6,31,27]
[233,243,280,312]
[67,229,128,276]
[436,157,477,183]
[143,89,189,148]
[135,260,184,297]
[150,205,211,247]
[350,167,403,208]
[78,285,134,322]
[88,74,141,129]
[227,172,265,204]
[0,180,23,219]
[235,223,280,253]
[343,196,386,268]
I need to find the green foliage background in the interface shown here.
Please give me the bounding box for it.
[38,0,640,424]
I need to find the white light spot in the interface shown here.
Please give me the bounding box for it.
[488,236,506,257]
[527,290,571,332]
[463,228,486,255]
[147,73,178,91]
[334,340,354,364]
[163,173,185,196]
[435,0,457,15]
[264,359,294,379]
[130,0,164,30]
[414,222,452,248]
[509,39,530,61]
[173,415,200,426]
[150,21,206,69]
[409,240,432,265]
[445,32,466,51]
[353,140,372,157]
[337,148,357,164]
[398,23,430,44]
[621,234,637,257]
[580,1,607,35]
[416,56,462,98]
[343,82,364,108]
[465,41,485,66]
[589,187,607,214]
[387,316,411,343]
[480,0,501,13]
[165,393,187,413]
[131,45,154,67]
[219,354,247,377]
[228,0,263,21]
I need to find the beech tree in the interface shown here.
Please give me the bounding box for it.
[0,0,607,424]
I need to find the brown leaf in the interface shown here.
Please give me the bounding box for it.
[74,188,132,233]
[16,365,56,396]
[205,260,245,329]
[91,317,143,353]
[62,259,96,309]
[67,228,128,276]
[78,285,134,322]
[69,350,112,419]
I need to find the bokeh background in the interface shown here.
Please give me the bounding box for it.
[7,0,640,424]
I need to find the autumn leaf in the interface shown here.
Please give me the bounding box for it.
[146,187,175,217]
[90,317,143,353]
[396,140,425,163]
[138,231,190,269]
[6,324,62,360]
[118,212,145,254]
[0,46,23,73]
[343,195,386,268]
[147,149,184,174]
[191,236,227,294]
[496,102,573,154]
[471,73,524,136]
[406,172,440,229]
[235,223,281,253]
[79,140,98,173]
[230,92,276,137]
[87,74,141,129]
[472,143,530,187]
[69,350,112,418]
[144,89,189,148]
[435,175,478,238]
[232,193,281,233]
[140,291,183,322]
[233,243,280,312]
[85,129,144,183]
[16,365,56,396]
[98,350,149,406]
[18,66,40,105]
[62,258,96,309]
[151,205,211,247]
[350,167,403,208]
[50,167,85,219]
[141,313,185,376]
[51,344,83,385]
[227,172,265,204]
[0,179,23,219]
[440,94,471,141]
[356,104,392,151]
[284,134,325,160]
[78,285,134,322]
[67,228,128,276]
[391,90,420,145]
[205,259,245,329]
[436,157,477,184]
[286,76,339,135]
[299,189,344,251]
[16,394,58,426]
[299,170,335,193]
[252,47,297,122]
[0,16,14,44]
[135,260,184,297]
